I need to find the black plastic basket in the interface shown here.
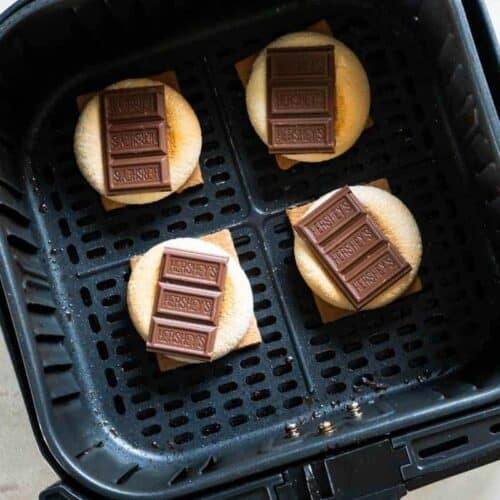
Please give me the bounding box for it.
[0,0,499,498]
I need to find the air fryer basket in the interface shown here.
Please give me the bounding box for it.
[0,0,499,498]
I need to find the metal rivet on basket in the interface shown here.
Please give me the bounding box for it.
[285,422,300,438]
[318,420,336,435]
[346,401,363,418]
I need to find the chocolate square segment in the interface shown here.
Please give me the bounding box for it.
[266,46,335,154]
[296,187,411,309]
[147,317,216,361]
[147,248,228,360]
[100,85,170,195]
[102,86,165,122]
[156,282,223,326]
[161,249,228,289]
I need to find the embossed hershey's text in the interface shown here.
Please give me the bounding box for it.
[274,124,327,145]
[306,197,355,239]
[327,224,377,269]
[109,129,160,153]
[160,292,214,315]
[273,87,328,113]
[156,325,207,350]
[350,253,399,295]
[169,257,220,281]
[107,92,157,117]
[111,165,161,186]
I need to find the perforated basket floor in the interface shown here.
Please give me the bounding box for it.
[9,0,498,497]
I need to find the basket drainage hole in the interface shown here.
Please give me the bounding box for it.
[256,405,276,418]
[246,373,265,385]
[283,396,303,409]
[403,339,423,352]
[114,238,133,250]
[195,213,213,223]
[376,348,395,361]
[327,382,346,394]
[174,432,194,445]
[347,357,368,370]
[102,294,121,307]
[224,398,242,410]
[105,368,117,387]
[169,467,189,486]
[309,335,327,348]
[321,366,341,378]
[263,331,281,343]
[369,332,389,345]
[59,219,71,237]
[199,456,217,474]
[51,192,62,211]
[202,422,221,436]
[114,395,126,415]
[164,399,183,412]
[216,187,235,199]
[254,298,271,312]
[419,436,468,458]
[122,359,139,372]
[210,172,229,184]
[96,341,109,360]
[141,229,160,241]
[88,314,101,333]
[80,287,92,306]
[248,267,262,279]
[218,381,237,394]
[343,341,362,353]
[251,389,270,401]
[116,465,140,485]
[82,230,101,243]
[221,204,241,215]
[273,364,292,376]
[241,356,260,368]
[233,235,250,247]
[67,244,79,264]
[97,278,116,291]
[490,423,500,434]
[197,407,216,419]
[191,390,210,403]
[214,364,233,377]
[142,424,160,436]
[381,365,401,377]
[131,391,150,404]
[170,415,188,428]
[316,350,335,362]
[409,356,428,368]
[230,414,249,427]
[239,251,256,264]
[398,324,417,336]
[278,380,297,392]
[167,221,187,233]
[136,408,156,420]
[267,348,286,359]
[189,196,208,207]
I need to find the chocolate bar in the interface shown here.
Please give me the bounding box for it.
[266,46,335,154]
[147,248,228,360]
[296,187,411,309]
[100,85,170,195]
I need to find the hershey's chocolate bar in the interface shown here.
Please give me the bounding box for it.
[100,86,170,195]
[147,248,228,360]
[296,187,411,309]
[266,46,335,154]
